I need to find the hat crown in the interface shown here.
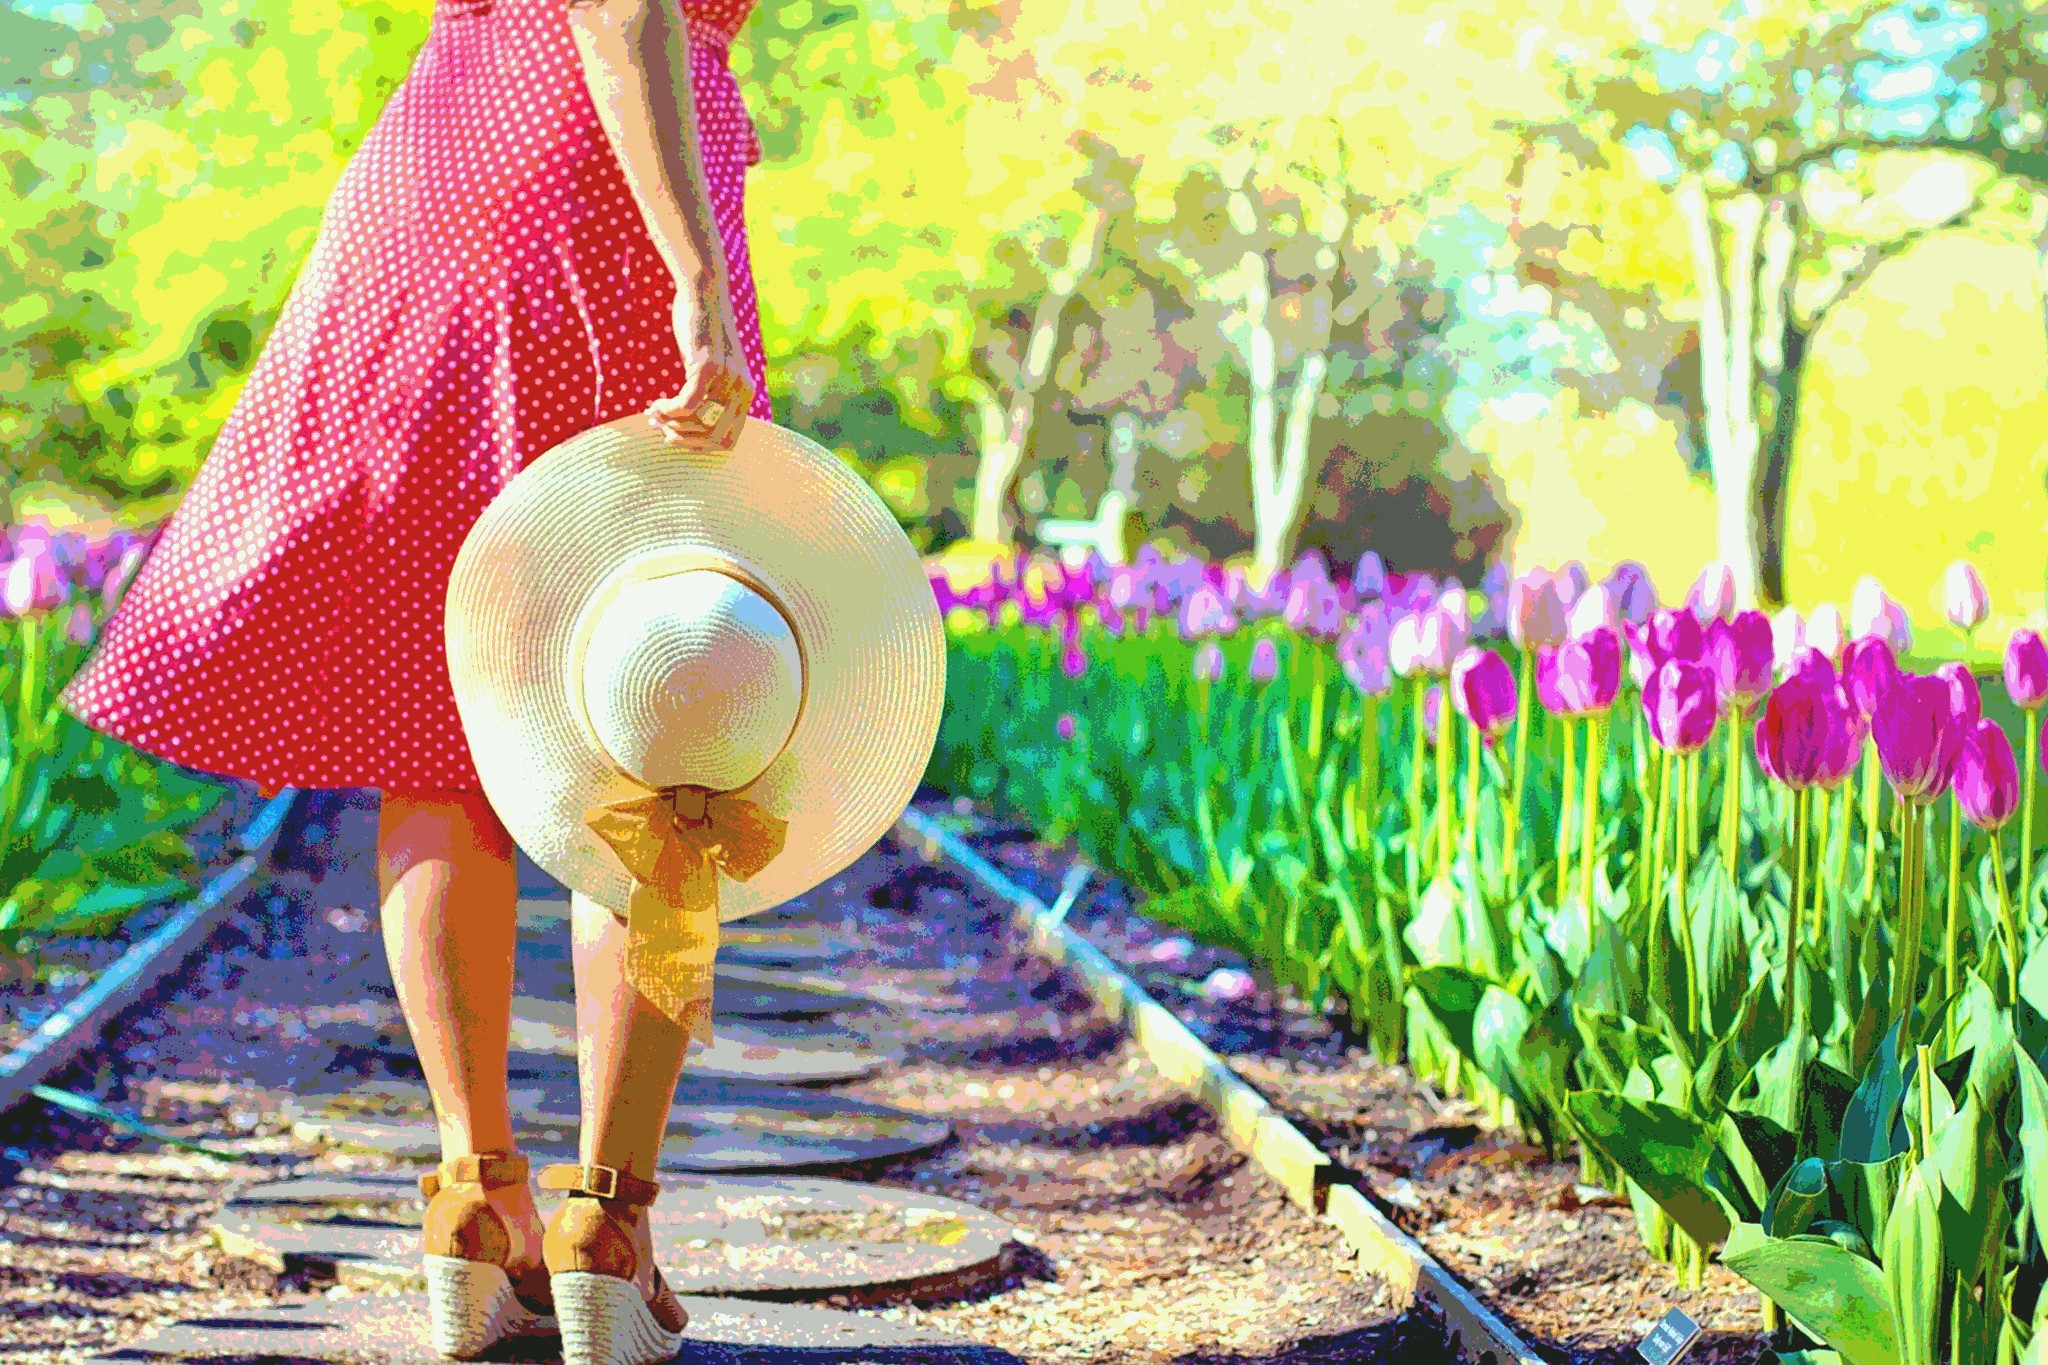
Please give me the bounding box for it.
[577,568,802,792]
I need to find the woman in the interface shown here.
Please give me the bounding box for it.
[59,0,772,1357]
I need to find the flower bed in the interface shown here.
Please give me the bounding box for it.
[925,544,2048,1362]
[0,517,241,1028]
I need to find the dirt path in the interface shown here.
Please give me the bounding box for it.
[0,788,1424,1364]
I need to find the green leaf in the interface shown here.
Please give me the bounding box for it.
[1841,1019,1911,1166]
[1720,1221,1900,1365]
[1765,1157,1831,1240]
[2012,1049,2048,1250]
[1880,1160,1942,1365]
[1566,1089,1737,1247]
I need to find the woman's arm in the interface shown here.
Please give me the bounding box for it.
[568,0,754,448]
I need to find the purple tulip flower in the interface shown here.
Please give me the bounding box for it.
[1352,551,1388,601]
[63,601,94,645]
[1935,661,1981,728]
[1756,674,1847,790]
[1508,570,1570,651]
[1056,712,1078,741]
[1955,717,2020,830]
[1451,647,1517,745]
[2007,630,2048,711]
[1605,561,1659,626]
[1551,626,1622,716]
[1705,611,1774,711]
[1871,672,1964,805]
[1567,583,1621,640]
[1060,638,1088,679]
[1248,637,1281,683]
[1644,659,1720,754]
[1194,641,1226,684]
[1841,636,1900,722]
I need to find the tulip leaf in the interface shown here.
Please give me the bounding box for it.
[1881,1159,1943,1365]
[1841,1019,1911,1166]
[1830,1152,1911,1253]
[1764,1157,1831,1240]
[1566,1089,1738,1247]
[2013,1049,2048,1248]
[1719,1222,1899,1365]
[1931,1089,2001,1281]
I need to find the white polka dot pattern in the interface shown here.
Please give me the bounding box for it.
[58,0,772,795]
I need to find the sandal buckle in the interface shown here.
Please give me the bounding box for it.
[584,1163,620,1200]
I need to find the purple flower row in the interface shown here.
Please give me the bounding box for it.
[0,517,156,643]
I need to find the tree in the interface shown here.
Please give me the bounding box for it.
[1510,0,2048,606]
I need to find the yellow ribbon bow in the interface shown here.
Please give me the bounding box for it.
[581,783,788,1041]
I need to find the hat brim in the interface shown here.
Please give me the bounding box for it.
[444,414,946,921]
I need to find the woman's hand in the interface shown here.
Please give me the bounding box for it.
[647,270,753,452]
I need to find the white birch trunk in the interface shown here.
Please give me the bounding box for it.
[1677,179,1767,608]
[968,205,1111,545]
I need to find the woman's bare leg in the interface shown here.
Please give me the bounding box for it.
[570,888,693,1296]
[376,790,543,1273]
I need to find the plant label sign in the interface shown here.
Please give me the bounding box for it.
[1636,1309,1702,1365]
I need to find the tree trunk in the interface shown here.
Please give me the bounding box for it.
[1677,179,1767,608]
[968,205,1111,545]
[1753,321,1807,608]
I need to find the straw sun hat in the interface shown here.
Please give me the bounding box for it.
[444,413,946,1035]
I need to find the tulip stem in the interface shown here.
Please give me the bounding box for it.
[1786,785,1808,1035]
[1944,799,1962,1050]
[1721,711,1743,875]
[1307,648,1327,769]
[1813,786,1832,945]
[1407,676,1428,873]
[1641,748,1665,910]
[1674,755,1696,1037]
[1436,690,1457,878]
[1580,715,1604,909]
[1464,720,1483,870]
[4,616,42,831]
[2026,718,2041,935]
[1559,720,1580,908]
[1506,652,1534,896]
[1995,831,2021,1005]
[1891,802,1924,1029]
[1862,749,1882,905]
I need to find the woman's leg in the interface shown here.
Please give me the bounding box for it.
[376,790,543,1272]
[569,888,694,1297]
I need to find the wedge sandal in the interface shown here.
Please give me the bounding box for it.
[539,1162,688,1365]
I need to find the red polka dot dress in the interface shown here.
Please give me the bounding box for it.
[60,0,774,796]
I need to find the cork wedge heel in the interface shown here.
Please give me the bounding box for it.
[539,1163,688,1365]
[417,1152,557,1360]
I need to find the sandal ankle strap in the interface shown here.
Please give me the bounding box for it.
[417,1151,530,1199]
[537,1162,660,1207]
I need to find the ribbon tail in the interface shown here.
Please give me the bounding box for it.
[621,860,720,1047]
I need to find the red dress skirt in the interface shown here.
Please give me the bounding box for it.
[60,0,773,796]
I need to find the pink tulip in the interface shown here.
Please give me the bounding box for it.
[1871,673,1963,805]
[1648,607,1706,666]
[1818,697,1869,790]
[1705,611,1774,710]
[1178,586,1235,640]
[1935,661,1982,729]
[1451,647,1517,745]
[1785,646,1839,690]
[1757,674,1851,790]
[1551,626,1622,716]
[1508,570,1570,651]
[1841,636,1900,722]
[1558,562,1591,604]
[2007,630,2048,710]
[1944,561,1991,634]
[1536,646,1569,717]
[63,601,94,645]
[1955,718,2020,830]
[1248,638,1281,683]
[1060,639,1088,679]
[1194,641,1226,683]
[1056,712,1078,741]
[1337,622,1393,697]
[1,549,64,618]
[1687,561,1738,620]
[1851,576,1912,654]
[1644,659,1720,754]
